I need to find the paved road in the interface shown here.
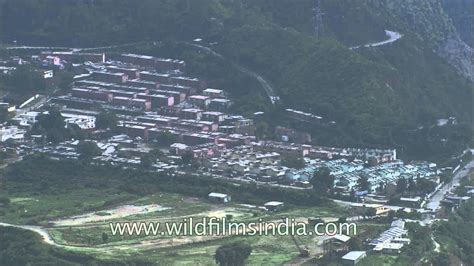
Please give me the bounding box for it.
[350,30,403,50]
[425,160,474,211]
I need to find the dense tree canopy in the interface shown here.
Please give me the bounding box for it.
[31,110,85,143]
[77,141,101,160]
[2,65,45,93]
[310,167,335,195]
[214,242,252,266]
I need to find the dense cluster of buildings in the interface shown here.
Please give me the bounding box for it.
[0,51,441,197]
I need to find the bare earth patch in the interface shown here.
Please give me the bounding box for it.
[52,204,170,226]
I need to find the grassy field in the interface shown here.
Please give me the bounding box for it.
[1,185,388,265]
[10,189,349,264]
[0,156,358,265]
[0,188,137,225]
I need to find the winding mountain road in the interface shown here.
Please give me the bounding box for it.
[350,30,403,50]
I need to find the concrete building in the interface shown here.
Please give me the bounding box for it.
[106,66,140,79]
[208,192,231,203]
[181,108,202,121]
[126,79,160,90]
[71,88,113,102]
[140,71,170,83]
[209,98,232,111]
[203,88,225,98]
[112,97,151,111]
[202,111,225,123]
[92,71,128,84]
[341,251,366,265]
[0,126,26,142]
[136,93,174,108]
[151,89,186,103]
[170,76,202,89]
[62,113,96,130]
[264,201,285,211]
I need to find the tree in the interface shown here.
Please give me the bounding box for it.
[255,121,271,140]
[396,178,408,194]
[101,232,108,243]
[366,156,378,167]
[357,175,370,191]
[154,131,178,146]
[149,149,164,159]
[95,112,117,130]
[407,177,417,192]
[180,151,194,165]
[416,178,437,194]
[140,153,154,169]
[0,108,11,123]
[365,207,377,217]
[77,141,101,160]
[348,237,364,251]
[310,167,334,195]
[281,155,305,169]
[5,65,45,93]
[377,181,385,193]
[57,71,74,91]
[0,196,10,206]
[215,242,252,266]
[32,110,70,143]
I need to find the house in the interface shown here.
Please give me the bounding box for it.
[140,71,170,83]
[0,126,26,142]
[208,192,231,203]
[341,251,366,265]
[136,93,174,108]
[71,88,113,102]
[181,108,202,121]
[374,242,404,254]
[152,89,186,103]
[203,88,225,98]
[112,97,151,111]
[264,201,285,211]
[323,234,351,253]
[43,70,54,79]
[92,71,128,84]
[189,95,211,108]
[209,98,232,111]
[106,66,140,79]
[62,113,96,130]
[126,79,160,90]
[170,76,202,89]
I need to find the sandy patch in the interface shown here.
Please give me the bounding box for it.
[52,204,170,226]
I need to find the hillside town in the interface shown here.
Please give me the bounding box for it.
[0,50,459,213]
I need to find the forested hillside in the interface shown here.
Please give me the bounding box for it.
[0,0,472,159]
[442,0,474,47]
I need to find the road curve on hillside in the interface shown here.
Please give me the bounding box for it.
[350,30,403,50]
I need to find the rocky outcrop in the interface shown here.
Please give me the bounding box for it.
[369,0,474,80]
